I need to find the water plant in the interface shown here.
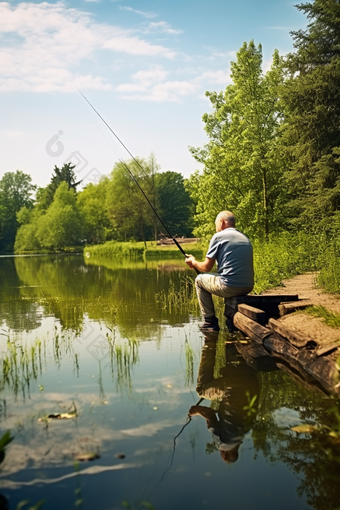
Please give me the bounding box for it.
[155,276,200,315]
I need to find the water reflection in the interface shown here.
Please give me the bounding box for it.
[189,332,259,463]
[0,255,340,510]
[1,255,195,337]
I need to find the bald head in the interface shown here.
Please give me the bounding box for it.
[215,211,235,232]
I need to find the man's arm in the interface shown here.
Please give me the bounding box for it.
[185,256,215,273]
[188,405,219,429]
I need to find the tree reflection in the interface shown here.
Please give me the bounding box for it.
[7,255,193,336]
[253,371,340,510]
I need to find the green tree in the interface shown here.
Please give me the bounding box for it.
[0,171,36,253]
[37,163,81,211]
[155,171,194,237]
[106,156,156,243]
[281,0,340,229]
[36,182,83,250]
[188,41,286,239]
[77,177,114,244]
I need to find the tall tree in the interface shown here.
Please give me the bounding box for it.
[281,0,340,229]
[106,156,156,243]
[0,171,36,253]
[36,182,83,250]
[155,171,194,237]
[77,177,114,244]
[188,41,286,239]
[37,163,81,211]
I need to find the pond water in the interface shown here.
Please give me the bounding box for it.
[0,255,339,510]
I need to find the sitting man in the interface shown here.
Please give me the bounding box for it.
[185,211,254,331]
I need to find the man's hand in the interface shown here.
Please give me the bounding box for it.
[188,405,218,428]
[185,254,196,269]
[188,405,201,417]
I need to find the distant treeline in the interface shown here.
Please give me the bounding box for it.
[0,155,193,253]
[1,0,339,254]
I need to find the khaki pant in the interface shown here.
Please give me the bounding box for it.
[195,273,253,318]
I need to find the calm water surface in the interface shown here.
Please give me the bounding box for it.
[0,255,339,510]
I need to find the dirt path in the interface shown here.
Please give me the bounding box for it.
[263,272,340,345]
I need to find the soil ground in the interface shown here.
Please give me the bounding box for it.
[263,272,340,345]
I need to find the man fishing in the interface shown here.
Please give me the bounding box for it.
[185,211,254,331]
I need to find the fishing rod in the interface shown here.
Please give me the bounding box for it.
[71,82,198,272]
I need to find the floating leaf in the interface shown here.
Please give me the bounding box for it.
[39,402,78,421]
[291,424,318,433]
[73,452,100,462]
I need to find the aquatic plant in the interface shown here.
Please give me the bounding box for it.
[0,339,44,399]
[184,340,195,387]
[155,276,200,315]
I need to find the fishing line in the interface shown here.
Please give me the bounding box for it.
[139,396,205,508]
[65,76,198,268]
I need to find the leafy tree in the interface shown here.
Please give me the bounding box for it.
[77,177,114,244]
[281,0,340,229]
[0,171,36,253]
[36,182,83,250]
[37,163,81,211]
[155,171,194,237]
[188,41,286,239]
[106,156,156,243]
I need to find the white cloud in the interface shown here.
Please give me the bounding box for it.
[116,67,199,102]
[145,21,183,35]
[116,66,231,102]
[119,6,156,18]
[103,34,175,58]
[0,2,176,92]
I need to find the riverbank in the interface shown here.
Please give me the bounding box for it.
[262,272,340,347]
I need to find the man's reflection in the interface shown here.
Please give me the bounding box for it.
[189,332,259,463]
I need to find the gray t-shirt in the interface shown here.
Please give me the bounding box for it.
[206,228,254,287]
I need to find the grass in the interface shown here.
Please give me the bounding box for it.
[85,240,204,261]
[155,276,200,315]
[303,306,340,329]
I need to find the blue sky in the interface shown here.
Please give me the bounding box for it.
[0,0,307,188]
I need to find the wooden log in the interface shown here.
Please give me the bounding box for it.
[232,294,299,318]
[233,312,272,344]
[237,303,267,326]
[275,362,330,397]
[263,333,300,362]
[236,342,277,371]
[278,299,311,316]
[268,318,316,348]
[262,334,340,395]
[315,340,340,356]
[297,350,340,394]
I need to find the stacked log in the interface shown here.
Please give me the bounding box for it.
[227,296,340,395]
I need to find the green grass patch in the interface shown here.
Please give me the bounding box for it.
[85,241,145,259]
[302,305,340,329]
[85,240,205,261]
